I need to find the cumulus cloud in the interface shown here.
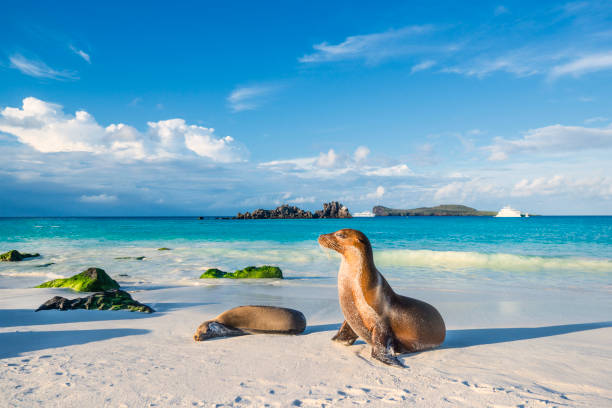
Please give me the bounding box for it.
[227,85,278,112]
[259,148,411,179]
[365,186,385,199]
[0,97,246,163]
[70,45,91,63]
[484,124,612,160]
[79,193,117,203]
[9,54,77,80]
[299,25,436,64]
[354,146,370,161]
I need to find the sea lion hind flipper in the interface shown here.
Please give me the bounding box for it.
[332,321,359,345]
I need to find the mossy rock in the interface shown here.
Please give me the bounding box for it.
[199,268,229,278]
[36,289,154,313]
[36,267,120,292]
[200,265,283,279]
[157,247,171,251]
[1,250,40,262]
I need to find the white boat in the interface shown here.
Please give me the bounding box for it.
[494,206,523,217]
[353,211,375,217]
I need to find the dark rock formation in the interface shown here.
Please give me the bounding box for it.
[315,201,351,218]
[114,256,146,260]
[36,289,154,313]
[36,267,120,292]
[200,265,283,279]
[1,250,40,262]
[235,201,351,219]
[373,204,497,217]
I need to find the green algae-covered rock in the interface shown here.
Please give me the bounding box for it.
[199,265,283,279]
[36,267,120,292]
[1,250,40,262]
[35,289,154,313]
[199,268,229,278]
[157,247,171,251]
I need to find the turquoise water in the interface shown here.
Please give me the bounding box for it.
[1,216,611,289]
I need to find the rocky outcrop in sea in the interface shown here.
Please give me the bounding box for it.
[235,201,351,219]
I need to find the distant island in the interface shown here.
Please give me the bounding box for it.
[235,201,351,219]
[372,204,497,217]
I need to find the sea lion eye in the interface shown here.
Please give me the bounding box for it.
[335,232,347,239]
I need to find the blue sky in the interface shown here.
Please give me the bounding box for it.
[1,1,612,215]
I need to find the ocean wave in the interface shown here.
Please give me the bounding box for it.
[374,249,612,273]
[0,271,65,279]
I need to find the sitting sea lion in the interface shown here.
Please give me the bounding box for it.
[319,229,446,367]
[194,305,307,341]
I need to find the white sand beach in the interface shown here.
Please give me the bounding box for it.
[1,276,610,407]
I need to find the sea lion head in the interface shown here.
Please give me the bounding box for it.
[194,320,244,341]
[318,229,372,258]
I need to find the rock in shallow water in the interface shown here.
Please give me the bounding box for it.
[36,289,155,313]
[199,265,283,279]
[0,250,40,262]
[36,267,120,292]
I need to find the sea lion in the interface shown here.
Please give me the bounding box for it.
[319,229,446,367]
[194,305,307,341]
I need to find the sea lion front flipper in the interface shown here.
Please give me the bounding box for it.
[331,321,359,345]
[371,323,404,368]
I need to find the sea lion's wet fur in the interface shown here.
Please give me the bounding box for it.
[194,305,307,341]
[319,229,446,367]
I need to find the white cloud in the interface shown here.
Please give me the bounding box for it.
[79,193,117,203]
[550,52,612,78]
[317,149,337,167]
[70,46,91,63]
[434,179,501,202]
[365,186,385,199]
[9,54,77,80]
[299,25,435,64]
[410,60,436,74]
[287,196,316,204]
[512,175,612,198]
[260,149,411,179]
[354,146,370,161]
[484,124,612,160]
[227,85,278,112]
[0,97,246,163]
[363,164,412,177]
[584,116,608,124]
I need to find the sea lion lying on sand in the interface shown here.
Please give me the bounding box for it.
[194,305,307,341]
[319,228,446,367]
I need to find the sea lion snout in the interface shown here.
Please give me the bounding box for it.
[318,229,371,254]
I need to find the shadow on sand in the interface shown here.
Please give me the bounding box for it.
[0,309,156,328]
[0,328,150,359]
[443,321,612,349]
[303,323,341,334]
[302,321,612,348]
[149,302,216,312]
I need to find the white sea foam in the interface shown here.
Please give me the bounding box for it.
[374,249,612,273]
